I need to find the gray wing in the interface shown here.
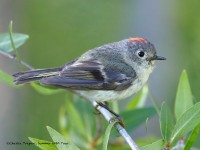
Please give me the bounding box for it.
[41,59,136,91]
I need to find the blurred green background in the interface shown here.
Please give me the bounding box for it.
[0,0,200,149]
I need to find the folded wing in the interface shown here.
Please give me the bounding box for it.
[41,59,135,91]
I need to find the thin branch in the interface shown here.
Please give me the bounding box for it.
[0,50,34,70]
[9,21,23,69]
[93,101,140,150]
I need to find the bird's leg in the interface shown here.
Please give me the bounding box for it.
[96,102,119,117]
[96,102,125,127]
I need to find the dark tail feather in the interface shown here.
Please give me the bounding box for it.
[13,67,62,85]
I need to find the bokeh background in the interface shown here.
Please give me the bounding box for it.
[0,0,200,149]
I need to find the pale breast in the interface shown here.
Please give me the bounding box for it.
[76,78,144,102]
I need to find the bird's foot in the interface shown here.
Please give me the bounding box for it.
[109,116,125,128]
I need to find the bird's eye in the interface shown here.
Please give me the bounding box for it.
[137,51,145,57]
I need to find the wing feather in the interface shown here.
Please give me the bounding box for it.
[41,59,135,91]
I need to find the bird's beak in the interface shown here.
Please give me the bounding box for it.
[146,55,166,61]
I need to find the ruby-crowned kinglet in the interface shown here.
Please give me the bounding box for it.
[13,37,165,102]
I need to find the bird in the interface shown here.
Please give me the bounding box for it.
[13,37,166,104]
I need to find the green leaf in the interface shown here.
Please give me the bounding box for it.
[47,126,80,150]
[137,137,162,147]
[170,102,200,144]
[160,102,174,142]
[140,139,164,150]
[175,70,193,121]
[72,95,96,141]
[65,98,85,136]
[0,70,18,87]
[102,120,118,150]
[184,124,200,150]
[59,106,69,138]
[120,107,156,132]
[126,85,149,110]
[29,137,57,150]
[30,82,63,95]
[0,33,29,52]
[62,96,90,148]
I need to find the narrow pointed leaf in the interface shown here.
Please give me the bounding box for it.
[160,102,174,142]
[184,124,200,150]
[47,126,80,150]
[137,137,162,147]
[140,139,164,150]
[103,120,118,150]
[29,137,57,150]
[0,33,29,52]
[171,102,200,144]
[65,99,85,136]
[59,106,69,138]
[72,95,96,141]
[175,70,193,121]
[30,82,63,95]
[0,70,18,87]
